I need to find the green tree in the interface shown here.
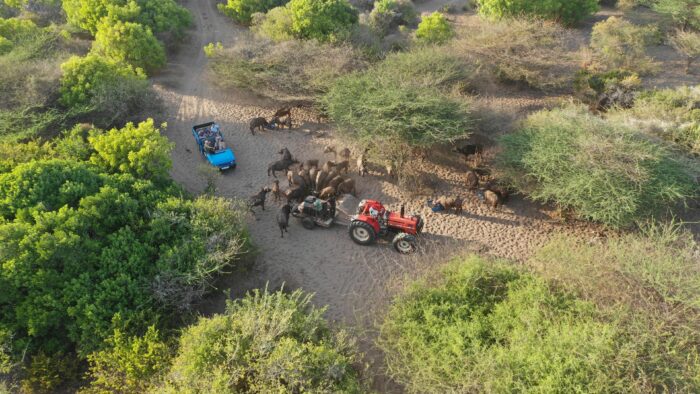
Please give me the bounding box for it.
[477,0,598,26]
[322,49,471,169]
[158,288,363,393]
[251,5,294,41]
[288,0,358,42]
[497,105,698,227]
[218,0,289,24]
[92,20,165,72]
[62,0,115,34]
[88,119,172,180]
[63,0,191,36]
[415,12,453,44]
[59,54,146,107]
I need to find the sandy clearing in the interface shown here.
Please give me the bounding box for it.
[152,0,598,323]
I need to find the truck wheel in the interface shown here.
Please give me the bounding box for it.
[349,221,376,245]
[392,233,417,254]
[301,217,315,230]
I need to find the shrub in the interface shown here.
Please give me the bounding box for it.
[88,118,172,180]
[531,225,700,392]
[608,85,700,155]
[205,37,366,101]
[218,0,289,24]
[670,29,700,73]
[654,0,700,30]
[322,48,472,169]
[450,18,580,91]
[379,255,619,393]
[590,17,658,74]
[288,0,358,42]
[497,105,698,227]
[250,6,294,41]
[82,325,171,394]
[415,11,453,44]
[367,0,417,36]
[59,54,146,107]
[92,20,165,72]
[477,0,598,26]
[158,288,363,393]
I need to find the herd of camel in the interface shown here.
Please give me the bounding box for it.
[244,107,512,222]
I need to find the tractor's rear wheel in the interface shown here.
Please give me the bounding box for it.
[301,217,315,230]
[392,233,417,254]
[349,221,376,245]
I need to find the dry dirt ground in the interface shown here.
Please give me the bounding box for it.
[152,0,696,390]
[154,0,593,319]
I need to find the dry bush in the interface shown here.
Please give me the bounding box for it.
[205,35,367,101]
[450,18,581,91]
[589,16,659,74]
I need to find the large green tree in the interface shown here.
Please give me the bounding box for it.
[63,0,191,36]
[288,0,358,41]
[91,19,165,72]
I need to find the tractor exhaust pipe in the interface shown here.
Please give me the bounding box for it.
[400,204,405,218]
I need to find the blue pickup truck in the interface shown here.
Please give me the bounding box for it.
[192,122,236,170]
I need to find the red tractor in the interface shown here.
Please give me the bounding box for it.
[348,199,424,254]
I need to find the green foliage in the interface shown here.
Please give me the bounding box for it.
[251,6,294,41]
[379,256,618,393]
[322,48,472,167]
[415,12,453,44]
[590,17,658,74]
[82,325,171,393]
[477,0,598,26]
[218,0,289,24]
[368,0,417,36]
[608,85,700,155]
[88,119,172,181]
[92,20,165,72]
[0,16,36,52]
[63,0,191,36]
[0,123,252,387]
[498,106,698,227]
[59,54,146,107]
[288,0,358,42]
[654,0,700,30]
[206,37,366,101]
[158,288,363,393]
[531,225,700,392]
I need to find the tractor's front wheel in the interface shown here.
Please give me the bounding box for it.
[392,233,417,254]
[349,221,376,245]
